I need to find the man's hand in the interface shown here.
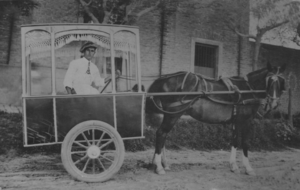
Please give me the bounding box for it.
[66,86,76,94]
[115,70,121,77]
[104,70,121,83]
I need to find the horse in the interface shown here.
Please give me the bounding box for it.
[147,62,286,175]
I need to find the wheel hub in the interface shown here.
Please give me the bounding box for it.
[87,145,101,159]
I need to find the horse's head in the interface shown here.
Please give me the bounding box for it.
[265,62,286,110]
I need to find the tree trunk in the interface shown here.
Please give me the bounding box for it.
[252,36,261,71]
[288,88,293,127]
[6,12,15,65]
[79,0,100,23]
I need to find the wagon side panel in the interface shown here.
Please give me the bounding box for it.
[115,94,144,138]
[55,96,114,142]
[25,98,55,145]
[24,96,115,146]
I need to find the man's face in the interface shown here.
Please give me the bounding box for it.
[83,47,96,61]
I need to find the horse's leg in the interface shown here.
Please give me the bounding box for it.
[241,120,256,176]
[153,114,181,175]
[161,146,170,170]
[152,145,170,171]
[229,123,240,173]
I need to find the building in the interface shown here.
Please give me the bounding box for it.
[0,0,299,114]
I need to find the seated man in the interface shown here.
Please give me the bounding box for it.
[63,42,105,95]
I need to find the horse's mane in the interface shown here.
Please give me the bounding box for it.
[154,71,187,81]
[246,67,268,82]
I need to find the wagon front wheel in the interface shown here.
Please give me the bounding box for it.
[61,120,125,182]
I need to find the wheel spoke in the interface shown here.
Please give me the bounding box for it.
[99,154,114,163]
[74,141,88,149]
[99,139,113,149]
[101,150,116,154]
[92,159,95,174]
[92,129,95,145]
[81,132,91,146]
[96,132,106,146]
[71,150,87,155]
[97,158,106,171]
[82,158,90,173]
[74,154,88,165]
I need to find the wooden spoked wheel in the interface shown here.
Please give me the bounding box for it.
[61,120,125,182]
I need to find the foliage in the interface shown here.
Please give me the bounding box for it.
[0,111,23,154]
[77,0,161,24]
[208,0,300,70]
[0,0,39,16]
[293,112,300,130]
[209,0,300,38]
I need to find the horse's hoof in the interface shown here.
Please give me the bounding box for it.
[231,168,241,174]
[246,170,256,176]
[230,163,240,174]
[164,166,171,171]
[156,168,166,175]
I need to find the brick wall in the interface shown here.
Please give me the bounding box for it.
[137,0,252,79]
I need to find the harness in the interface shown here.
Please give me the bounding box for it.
[150,71,284,118]
[264,71,285,111]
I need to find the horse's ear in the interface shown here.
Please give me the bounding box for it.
[267,62,273,71]
[279,64,286,73]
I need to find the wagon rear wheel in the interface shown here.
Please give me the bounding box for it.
[61,120,125,182]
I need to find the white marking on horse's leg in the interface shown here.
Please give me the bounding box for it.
[242,152,256,176]
[153,153,165,175]
[161,146,170,170]
[229,146,240,173]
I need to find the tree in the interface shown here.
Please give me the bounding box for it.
[77,0,162,24]
[209,0,300,71]
[0,0,39,16]
[0,0,39,64]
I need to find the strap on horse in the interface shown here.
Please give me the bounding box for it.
[202,77,242,105]
[150,72,201,115]
[181,72,200,92]
[150,95,201,115]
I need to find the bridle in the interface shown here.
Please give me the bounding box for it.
[264,71,285,111]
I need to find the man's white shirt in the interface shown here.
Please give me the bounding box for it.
[63,57,104,94]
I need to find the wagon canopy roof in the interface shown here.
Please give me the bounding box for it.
[22,24,138,59]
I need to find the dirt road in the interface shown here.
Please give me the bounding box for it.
[1,148,300,190]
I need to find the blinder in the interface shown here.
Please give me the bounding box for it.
[264,71,286,110]
[265,72,286,94]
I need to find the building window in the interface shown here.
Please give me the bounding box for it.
[191,38,222,79]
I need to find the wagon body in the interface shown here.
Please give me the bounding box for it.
[21,24,145,182]
[24,94,144,146]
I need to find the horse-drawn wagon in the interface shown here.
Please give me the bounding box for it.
[21,23,286,182]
